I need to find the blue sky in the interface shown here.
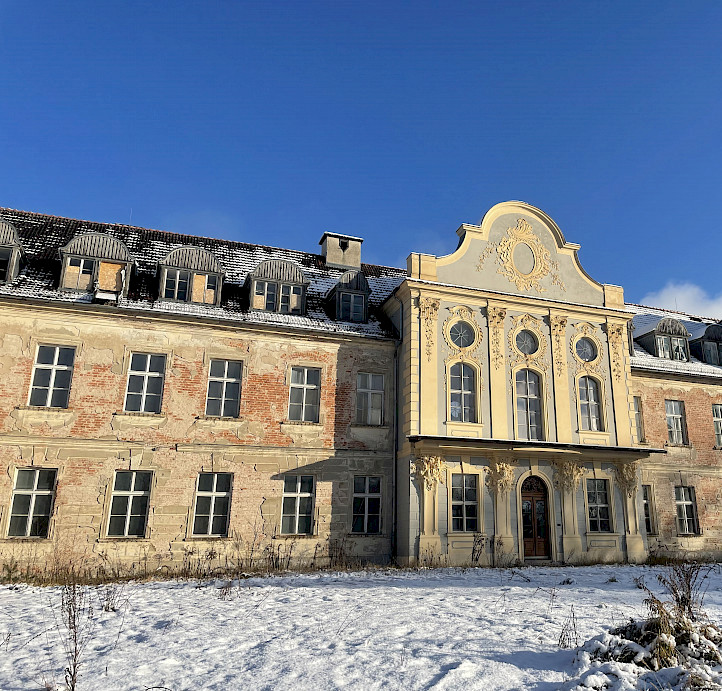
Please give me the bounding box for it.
[1,2,721,314]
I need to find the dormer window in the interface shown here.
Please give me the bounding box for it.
[703,341,722,365]
[248,260,308,315]
[0,218,23,284]
[59,233,132,298]
[656,334,688,362]
[328,270,371,323]
[689,323,722,365]
[159,247,223,306]
[633,315,691,362]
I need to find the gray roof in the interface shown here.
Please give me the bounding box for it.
[163,246,222,274]
[0,207,406,339]
[61,232,132,262]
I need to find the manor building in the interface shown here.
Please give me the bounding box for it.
[0,201,720,570]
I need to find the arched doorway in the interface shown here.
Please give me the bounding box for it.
[521,476,550,559]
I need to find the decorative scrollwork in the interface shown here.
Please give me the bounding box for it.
[508,314,550,371]
[418,297,440,362]
[552,459,585,492]
[570,323,605,379]
[487,306,507,369]
[479,218,565,293]
[411,455,447,491]
[615,461,639,498]
[485,459,515,494]
[605,322,626,383]
[550,315,568,371]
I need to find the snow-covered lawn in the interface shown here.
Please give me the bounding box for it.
[1,565,721,690]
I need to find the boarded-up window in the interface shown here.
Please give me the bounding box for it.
[98,261,125,292]
[191,273,218,304]
[64,258,95,290]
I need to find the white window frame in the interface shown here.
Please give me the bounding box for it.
[633,396,645,443]
[28,345,76,408]
[124,353,166,414]
[449,362,476,423]
[192,472,233,537]
[339,292,365,322]
[671,337,688,362]
[163,268,191,301]
[450,473,479,533]
[107,470,152,538]
[642,484,655,535]
[656,335,672,359]
[205,359,242,418]
[515,369,544,441]
[279,284,303,314]
[254,280,278,311]
[288,367,321,423]
[203,274,218,302]
[8,468,57,538]
[0,246,13,282]
[281,475,315,535]
[675,486,700,535]
[665,399,688,445]
[355,373,384,425]
[66,256,96,290]
[351,476,381,534]
[586,478,612,533]
[578,376,603,431]
[713,404,722,448]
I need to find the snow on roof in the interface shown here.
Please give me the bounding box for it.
[0,207,406,340]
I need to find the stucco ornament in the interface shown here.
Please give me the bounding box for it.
[411,455,447,491]
[442,306,484,383]
[550,315,568,371]
[552,459,585,492]
[477,218,565,293]
[487,306,507,369]
[417,296,440,362]
[615,461,640,498]
[570,322,605,379]
[485,460,515,494]
[605,322,626,382]
[508,314,549,369]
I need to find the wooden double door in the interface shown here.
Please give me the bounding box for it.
[521,476,550,559]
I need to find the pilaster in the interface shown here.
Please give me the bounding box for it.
[552,459,584,562]
[487,304,508,438]
[549,312,572,443]
[411,455,447,559]
[486,458,515,559]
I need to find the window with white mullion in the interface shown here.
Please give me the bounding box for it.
[451,473,478,532]
[288,367,321,422]
[665,399,688,445]
[713,404,722,447]
[352,476,381,534]
[579,376,603,431]
[656,335,672,359]
[107,471,152,537]
[205,360,242,417]
[192,473,232,537]
[642,485,655,535]
[515,369,543,440]
[124,353,166,414]
[340,293,365,322]
[67,257,96,290]
[355,373,384,425]
[281,475,314,534]
[586,478,612,532]
[632,396,645,443]
[449,363,476,423]
[163,268,191,301]
[675,486,700,535]
[29,345,76,408]
[8,468,57,537]
[671,337,688,362]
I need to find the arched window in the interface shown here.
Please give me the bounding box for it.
[579,376,603,431]
[449,363,476,423]
[515,369,543,440]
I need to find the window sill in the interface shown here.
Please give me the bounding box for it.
[97,536,151,542]
[274,533,316,539]
[111,412,167,431]
[349,424,388,430]
[348,533,385,537]
[586,531,621,536]
[185,535,230,541]
[446,532,486,537]
[665,443,692,448]
[11,406,76,430]
[1,536,52,542]
[282,420,322,427]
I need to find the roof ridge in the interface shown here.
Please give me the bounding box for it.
[626,301,720,323]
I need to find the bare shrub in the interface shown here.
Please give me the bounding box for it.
[56,582,96,690]
[558,605,579,649]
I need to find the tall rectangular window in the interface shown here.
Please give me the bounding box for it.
[352,476,381,534]
[254,280,277,311]
[671,337,688,362]
[8,468,57,538]
[205,360,242,417]
[29,345,75,408]
[586,478,612,532]
[451,473,478,532]
[675,486,700,535]
[192,473,232,537]
[355,373,384,425]
[665,399,688,445]
[642,484,655,534]
[703,341,722,365]
[163,269,190,301]
[124,353,166,414]
[656,335,672,359]
[450,363,476,423]
[340,293,365,322]
[66,257,96,290]
[107,471,152,537]
[632,396,645,443]
[288,367,320,423]
[279,284,302,314]
[713,404,722,447]
[515,369,544,441]
[579,376,602,431]
[281,475,314,534]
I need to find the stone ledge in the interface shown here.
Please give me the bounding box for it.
[11,406,76,430]
[111,412,167,431]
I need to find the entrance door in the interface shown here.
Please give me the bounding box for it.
[521,476,550,558]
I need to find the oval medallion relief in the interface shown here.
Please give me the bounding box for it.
[512,242,536,275]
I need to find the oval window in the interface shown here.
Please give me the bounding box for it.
[449,321,475,348]
[515,329,539,355]
[576,337,597,362]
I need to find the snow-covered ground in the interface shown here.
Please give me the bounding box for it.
[1,565,721,690]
